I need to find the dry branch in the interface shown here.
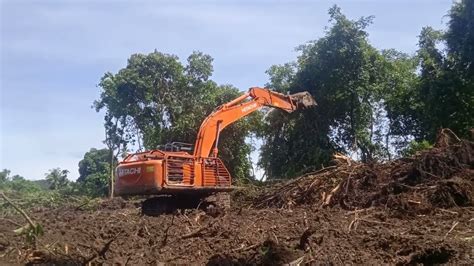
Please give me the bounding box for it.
[297,227,315,250]
[83,233,121,264]
[230,242,261,252]
[1,192,36,228]
[444,221,459,239]
[180,220,217,239]
[161,215,175,247]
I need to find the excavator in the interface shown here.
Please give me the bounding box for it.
[114,87,316,213]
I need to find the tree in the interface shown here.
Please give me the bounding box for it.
[45,168,69,190]
[446,0,474,78]
[388,0,474,143]
[102,115,128,198]
[95,51,260,180]
[260,6,392,179]
[380,49,419,155]
[415,27,447,141]
[77,148,114,197]
[373,0,473,152]
[265,63,297,93]
[0,169,11,183]
[442,0,474,138]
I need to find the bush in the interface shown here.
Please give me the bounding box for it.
[401,140,433,157]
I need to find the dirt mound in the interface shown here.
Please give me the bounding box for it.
[254,130,474,214]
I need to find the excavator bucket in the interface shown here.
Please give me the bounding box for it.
[290,91,317,109]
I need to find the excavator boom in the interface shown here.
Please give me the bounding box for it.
[194,87,316,158]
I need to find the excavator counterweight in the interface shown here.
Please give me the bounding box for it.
[114,87,316,213]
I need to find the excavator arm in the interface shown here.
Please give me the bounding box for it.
[193,87,316,158]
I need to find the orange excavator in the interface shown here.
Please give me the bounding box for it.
[115,87,316,213]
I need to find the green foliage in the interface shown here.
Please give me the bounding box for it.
[0,169,11,182]
[95,51,260,180]
[446,0,474,78]
[0,169,98,223]
[260,5,389,178]
[265,63,296,93]
[77,148,114,197]
[379,50,419,144]
[9,177,42,193]
[0,170,42,193]
[401,140,433,157]
[441,0,474,138]
[387,0,474,143]
[0,188,96,217]
[45,168,70,190]
[294,6,385,161]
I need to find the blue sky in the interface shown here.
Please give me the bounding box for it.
[1,0,453,180]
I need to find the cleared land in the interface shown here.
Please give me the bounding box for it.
[1,133,473,265]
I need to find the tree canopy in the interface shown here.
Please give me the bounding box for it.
[76,148,114,197]
[95,51,260,180]
[383,0,473,143]
[45,168,69,190]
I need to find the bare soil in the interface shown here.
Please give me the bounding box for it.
[1,130,473,265]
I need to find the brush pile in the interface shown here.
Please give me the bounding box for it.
[254,129,474,213]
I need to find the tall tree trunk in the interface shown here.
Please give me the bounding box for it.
[109,150,115,198]
[385,127,392,161]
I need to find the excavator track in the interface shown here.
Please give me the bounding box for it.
[141,193,231,216]
[141,196,177,215]
[204,192,231,209]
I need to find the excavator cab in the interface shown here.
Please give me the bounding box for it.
[158,142,194,153]
[115,150,232,195]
